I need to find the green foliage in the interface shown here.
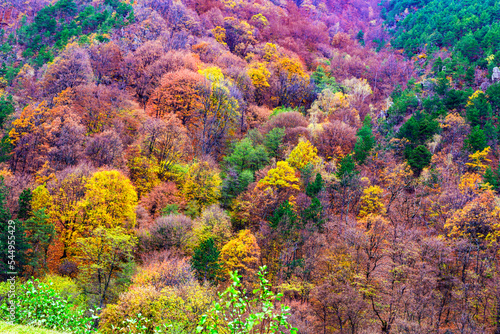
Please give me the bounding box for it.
[407,145,432,175]
[225,138,269,173]
[385,0,500,59]
[191,237,222,284]
[0,321,69,334]
[335,154,357,181]
[268,200,298,238]
[17,188,32,220]
[464,125,487,152]
[265,127,286,159]
[162,204,180,216]
[483,166,500,192]
[311,66,340,93]
[24,208,56,276]
[0,279,96,333]
[269,106,295,119]
[306,173,324,197]
[0,178,29,279]
[0,94,14,129]
[11,0,133,68]
[398,112,440,146]
[354,115,375,164]
[196,267,297,334]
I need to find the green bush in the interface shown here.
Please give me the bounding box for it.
[0,279,96,334]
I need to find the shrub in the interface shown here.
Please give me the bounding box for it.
[0,279,96,334]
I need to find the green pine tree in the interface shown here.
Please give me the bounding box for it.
[191,237,221,284]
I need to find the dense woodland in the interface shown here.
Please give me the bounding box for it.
[0,0,500,333]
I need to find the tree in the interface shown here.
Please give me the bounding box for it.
[17,188,32,220]
[358,185,385,218]
[257,161,300,193]
[182,161,222,210]
[265,127,286,159]
[286,139,320,170]
[0,178,29,279]
[333,154,360,221]
[147,69,203,127]
[82,170,138,230]
[354,115,375,164]
[74,227,137,308]
[197,67,241,155]
[407,145,432,175]
[24,208,55,276]
[191,237,221,284]
[41,43,92,96]
[224,138,269,173]
[464,126,487,153]
[220,230,260,280]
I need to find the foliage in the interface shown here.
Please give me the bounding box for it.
[286,140,320,170]
[257,161,300,193]
[183,162,222,210]
[196,267,297,334]
[0,279,96,333]
[191,237,222,284]
[74,227,137,308]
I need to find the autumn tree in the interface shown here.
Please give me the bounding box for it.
[75,227,137,308]
[41,43,93,97]
[220,229,260,283]
[182,161,222,210]
[287,139,320,170]
[147,69,203,128]
[82,170,138,230]
[197,66,241,155]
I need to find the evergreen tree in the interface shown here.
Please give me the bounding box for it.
[354,115,375,164]
[24,208,55,276]
[265,127,286,159]
[306,173,324,198]
[407,145,432,175]
[17,188,32,220]
[191,237,221,284]
[464,126,487,152]
[0,178,29,279]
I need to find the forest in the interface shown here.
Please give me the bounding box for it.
[0,0,499,333]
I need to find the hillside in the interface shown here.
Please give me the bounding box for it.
[0,0,499,333]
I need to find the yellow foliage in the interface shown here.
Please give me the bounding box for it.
[440,112,467,129]
[9,102,50,146]
[251,13,268,27]
[247,62,270,88]
[198,66,224,83]
[257,161,300,192]
[182,161,222,208]
[465,147,491,173]
[220,229,260,277]
[466,90,485,107]
[276,57,308,81]
[83,170,138,230]
[459,172,486,196]
[211,26,226,45]
[263,43,278,62]
[445,190,500,244]
[128,154,161,198]
[286,140,320,170]
[358,185,386,218]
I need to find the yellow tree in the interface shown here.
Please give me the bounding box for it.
[358,185,386,219]
[445,190,500,244]
[82,170,138,230]
[286,139,320,170]
[182,161,222,209]
[257,161,300,193]
[220,229,260,281]
[31,172,89,260]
